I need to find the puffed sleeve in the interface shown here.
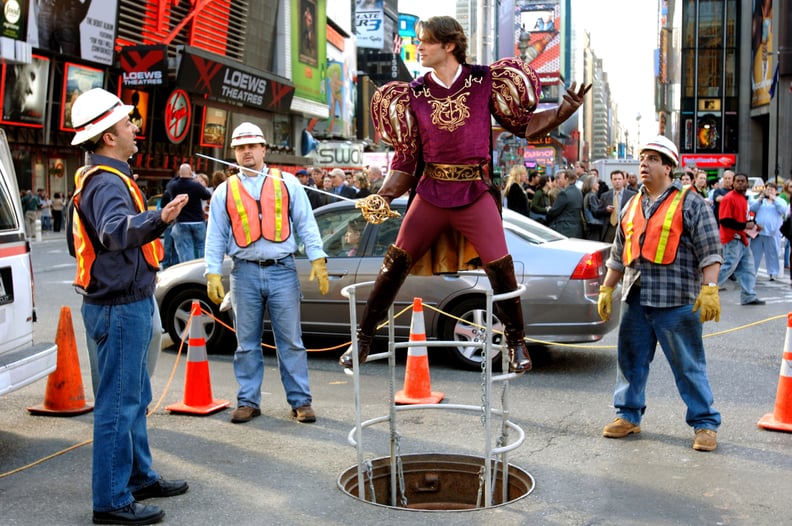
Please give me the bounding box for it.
[490,58,542,137]
[370,81,419,176]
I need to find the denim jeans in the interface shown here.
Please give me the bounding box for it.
[161,224,176,268]
[82,298,159,512]
[86,301,162,398]
[172,221,207,263]
[613,289,721,431]
[230,257,312,409]
[718,239,758,304]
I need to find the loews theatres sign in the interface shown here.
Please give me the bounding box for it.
[121,45,168,86]
[176,46,295,113]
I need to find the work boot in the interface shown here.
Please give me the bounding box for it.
[483,255,532,373]
[602,417,641,438]
[693,429,717,451]
[339,245,412,368]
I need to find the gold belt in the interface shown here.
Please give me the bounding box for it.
[424,163,482,181]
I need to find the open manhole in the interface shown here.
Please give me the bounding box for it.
[338,453,534,511]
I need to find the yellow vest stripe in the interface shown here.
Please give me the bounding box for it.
[228,177,253,246]
[623,196,640,265]
[272,172,284,242]
[652,188,688,264]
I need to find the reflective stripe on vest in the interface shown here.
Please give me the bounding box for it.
[226,170,291,247]
[72,165,164,290]
[622,186,690,266]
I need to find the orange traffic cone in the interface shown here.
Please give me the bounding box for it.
[395,298,444,405]
[28,306,93,416]
[166,301,230,415]
[757,313,792,432]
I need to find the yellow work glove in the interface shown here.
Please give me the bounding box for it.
[597,285,614,321]
[207,273,225,305]
[693,285,720,322]
[309,258,329,295]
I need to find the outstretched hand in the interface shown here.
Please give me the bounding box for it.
[557,82,592,122]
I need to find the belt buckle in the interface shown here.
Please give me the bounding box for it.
[259,259,276,266]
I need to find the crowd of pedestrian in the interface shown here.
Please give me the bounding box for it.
[20,187,66,238]
[500,155,791,292]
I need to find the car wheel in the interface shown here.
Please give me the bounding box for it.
[163,288,235,353]
[441,297,504,370]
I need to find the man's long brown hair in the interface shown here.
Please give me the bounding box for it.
[417,16,468,65]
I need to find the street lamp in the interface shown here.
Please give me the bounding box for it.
[517,25,530,61]
[624,130,629,159]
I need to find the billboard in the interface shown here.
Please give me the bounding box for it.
[28,0,119,65]
[121,45,168,87]
[177,47,295,113]
[751,0,774,108]
[517,1,560,84]
[2,0,29,40]
[291,0,327,104]
[356,0,384,49]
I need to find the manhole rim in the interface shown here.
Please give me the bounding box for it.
[337,452,536,512]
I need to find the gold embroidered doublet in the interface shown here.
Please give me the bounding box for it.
[414,76,481,133]
[489,58,541,135]
[370,82,417,150]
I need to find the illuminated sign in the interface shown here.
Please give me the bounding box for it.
[165,89,191,144]
[177,46,294,113]
[680,153,737,169]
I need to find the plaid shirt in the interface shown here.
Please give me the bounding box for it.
[606,180,723,307]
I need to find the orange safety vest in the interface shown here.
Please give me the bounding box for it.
[226,170,291,247]
[621,186,690,266]
[72,165,164,290]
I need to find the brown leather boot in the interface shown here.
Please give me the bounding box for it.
[339,245,412,368]
[483,255,532,373]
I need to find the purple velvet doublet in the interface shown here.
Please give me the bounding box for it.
[371,59,541,208]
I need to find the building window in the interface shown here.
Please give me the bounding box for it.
[697,49,722,98]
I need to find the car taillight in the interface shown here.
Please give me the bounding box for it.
[570,250,603,280]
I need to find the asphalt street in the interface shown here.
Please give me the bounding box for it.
[1,232,791,525]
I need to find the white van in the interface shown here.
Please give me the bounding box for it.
[0,129,57,396]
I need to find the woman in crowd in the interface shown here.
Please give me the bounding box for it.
[582,174,604,241]
[355,172,371,198]
[504,164,530,216]
[51,191,65,232]
[530,175,552,224]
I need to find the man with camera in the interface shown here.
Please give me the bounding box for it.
[749,181,787,281]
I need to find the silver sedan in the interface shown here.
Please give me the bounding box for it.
[155,197,619,370]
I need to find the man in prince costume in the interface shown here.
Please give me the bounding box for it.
[344,16,589,373]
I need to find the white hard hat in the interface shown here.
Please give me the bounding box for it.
[639,135,679,168]
[70,88,134,146]
[230,122,267,147]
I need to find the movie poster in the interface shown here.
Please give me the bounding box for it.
[1,55,50,127]
[60,62,104,131]
[120,87,149,139]
[200,106,227,148]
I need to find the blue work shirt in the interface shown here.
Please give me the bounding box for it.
[204,166,327,275]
